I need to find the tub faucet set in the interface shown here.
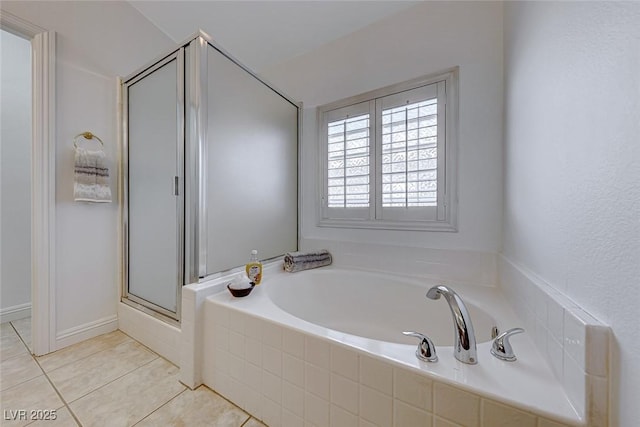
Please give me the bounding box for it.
[404,285,524,365]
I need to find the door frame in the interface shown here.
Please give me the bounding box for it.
[0,11,56,356]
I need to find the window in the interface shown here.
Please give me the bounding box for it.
[318,68,458,231]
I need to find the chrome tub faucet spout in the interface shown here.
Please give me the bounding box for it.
[426,285,478,364]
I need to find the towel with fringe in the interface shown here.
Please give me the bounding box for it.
[283,250,332,273]
[73,147,112,203]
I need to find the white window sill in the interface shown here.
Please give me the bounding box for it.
[317,218,458,232]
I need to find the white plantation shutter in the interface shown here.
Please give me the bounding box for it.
[381,98,438,207]
[327,113,370,208]
[322,101,374,220]
[319,70,457,230]
[377,82,444,222]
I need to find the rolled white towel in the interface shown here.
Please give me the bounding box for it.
[283,250,332,273]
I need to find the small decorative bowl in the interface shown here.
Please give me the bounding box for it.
[227,282,255,298]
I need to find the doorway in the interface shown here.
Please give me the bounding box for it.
[1,28,33,348]
[1,10,56,356]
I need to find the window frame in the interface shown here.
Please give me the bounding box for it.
[317,68,458,232]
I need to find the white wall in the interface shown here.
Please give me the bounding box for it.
[0,1,174,347]
[0,30,31,320]
[262,1,504,252]
[503,2,640,425]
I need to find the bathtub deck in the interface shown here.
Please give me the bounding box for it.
[193,267,582,426]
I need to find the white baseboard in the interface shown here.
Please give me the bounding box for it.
[0,303,31,323]
[55,315,118,350]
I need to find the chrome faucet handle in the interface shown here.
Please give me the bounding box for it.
[491,327,524,361]
[403,331,438,362]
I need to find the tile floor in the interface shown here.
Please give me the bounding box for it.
[0,318,265,427]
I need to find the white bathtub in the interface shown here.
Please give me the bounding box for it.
[267,269,495,346]
[197,266,582,426]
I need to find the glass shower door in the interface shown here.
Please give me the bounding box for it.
[125,50,184,319]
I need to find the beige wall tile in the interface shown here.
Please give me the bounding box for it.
[244,315,264,342]
[283,353,304,387]
[360,355,392,395]
[331,404,358,427]
[282,328,305,358]
[433,415,463,427]
[394,399,432,427]
[360,385,392,426]
[305,391,329,427]
[282,381,304,417]
[262,321,283,349]
[537,418,573,427]
[262,370,282,404]
[481,399,536,427]
[263,344,282,377]
[394,367,433,411]
[305,362,330,400]
[282,408,304,427]
[245,339,262,367]
[305,336,330,369]
[330,373,359,414]
[331,344,359,381]
[228,309,246,334]
[359,418,378,427]
[262,395,281,427]
[434,383,480,427]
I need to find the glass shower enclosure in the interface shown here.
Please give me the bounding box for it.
[121,32,299,321]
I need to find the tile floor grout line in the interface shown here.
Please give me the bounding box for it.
[130,387,190,426]
[31,348,84,427]
[44,338,157,378]
[0,322,41,394]
[117,330,181,369]
[9,322,82,427]
[3,325,258,426]
[7,320,31,357]
[9,319,32,353]
[62,354,161,406]
[37,333,135,373]
[200,383,252,420]
[194,384,252,426]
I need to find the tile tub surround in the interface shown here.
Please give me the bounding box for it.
[499,255,611,426]
[300,238,498,287]
[202,302,579,427]
[193,267,585,426]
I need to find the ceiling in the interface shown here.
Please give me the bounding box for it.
[129,1,420,72]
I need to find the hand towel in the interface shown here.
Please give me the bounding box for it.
[283,250,332,273]
[74,147,112,203]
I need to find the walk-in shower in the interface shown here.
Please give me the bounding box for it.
[121,31,299,321]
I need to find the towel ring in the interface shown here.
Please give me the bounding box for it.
[73,132,104,148]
